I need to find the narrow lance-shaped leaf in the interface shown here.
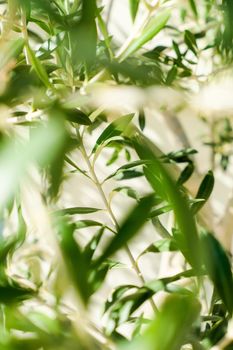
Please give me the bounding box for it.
[189,0,198,18]
[201,230,233,315]
[75,220,103,229]
[138,110,146,131]
[166,66,177,85]
[55,207,102,216]
[111,186,139,201]
[83,226,105,261]
[119,10,170,61]
[138,238,178,259]
[177,162,194,186]
[26,45,52,89]
[96,194,154,265]
[184,30,198,55]
[150,204,172,218]
[191,170,214,214]
[0,281,36,305]
[92,114,134,153]
[64,109,92,125]
[104,160,146,182]
[129,0,140,22]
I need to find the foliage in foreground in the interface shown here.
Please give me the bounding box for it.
[0,0,233,349]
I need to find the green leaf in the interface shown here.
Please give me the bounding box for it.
[138,238,178,259]
[172,40,182,60]
[0,237,18,265]
[119,10,170,61]
[0,279,35,304]
[104,284,138,315]
[45,109,73,199]
[189,0,198,18]
[26,45,52,88]
[177,162,194,186]
[83,226,105,261]
[150,204,172,218]
[114,170,143,181]
[166,66,177,85]
[75,220,103,229]
[138,110,146,131]
[112,186,139,201]
[162,148,197,164]
[191,170,214,214]
[55,207,102,216]
[104,160,146,182]
[201,231,233,315]
[96,7,113,59]
[129,0,140,22]
[184,30,198,55]
[64,156,90,179]
[92,114,134,153]
[64,109,92,125]
[97,195,154,264]
[151,217,171,239]
[106,287,151,334]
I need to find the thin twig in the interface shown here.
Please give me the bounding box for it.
[76,128,158,314]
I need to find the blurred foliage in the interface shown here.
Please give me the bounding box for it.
[0,0,232,349]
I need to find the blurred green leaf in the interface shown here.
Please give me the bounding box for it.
[119,10,170,61]
[26,45,52,88]
[112,186,139,201]
[189,0,198,18]
[97,195,154,264]
[166,66,177,85]
[56,207,102,216]
[83,226,105,261]
[70,0,97,66]
[138,238,178,259]
[75,220,103,229]
[150,204,172,218]
[0,38,24,71]
[201,231,233,315]
[0,279,35,305]
[184,30,198,55]
[65,109,92,125]
[129,0,140,22]
[57,217,91,304]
